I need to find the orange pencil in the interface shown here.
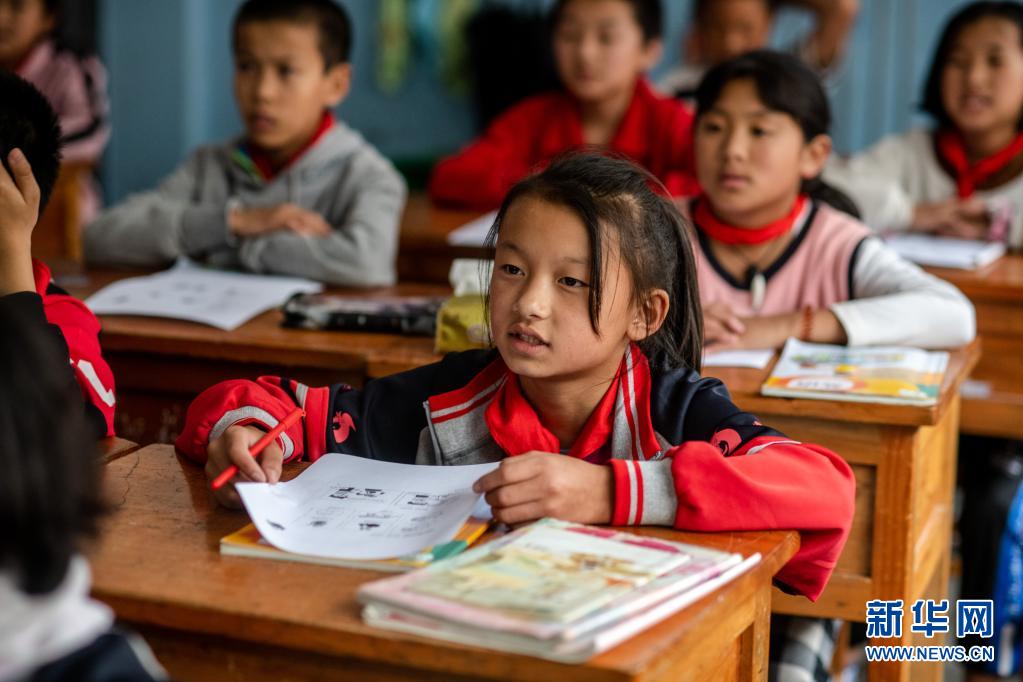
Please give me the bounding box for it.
[211,407,305,490]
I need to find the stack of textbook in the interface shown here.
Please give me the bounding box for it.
[357,518,757,663]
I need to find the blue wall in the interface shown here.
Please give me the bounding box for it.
[98,0,976,202]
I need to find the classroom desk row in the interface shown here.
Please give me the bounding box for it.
[398,193,1023,440]
[90,444,798,682]
[70,262,978,681]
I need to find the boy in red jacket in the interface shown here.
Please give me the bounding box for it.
[0,71,115,438]
[429,0,698,209]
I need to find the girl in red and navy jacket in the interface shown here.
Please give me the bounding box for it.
[428,0,698,210]
[180,152,854,609]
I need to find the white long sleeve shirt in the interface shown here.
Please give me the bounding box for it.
[823,128,1023,248]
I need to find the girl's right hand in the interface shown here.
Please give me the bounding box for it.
[205,424,284,509]
[703,301,746,351]
[911,198,989,239]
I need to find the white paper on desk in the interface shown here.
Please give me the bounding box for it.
[236,454,500,560]
[84,259,322,330]
[447,210,499,247]
[883,233,1005,269]
[703,349,774,369]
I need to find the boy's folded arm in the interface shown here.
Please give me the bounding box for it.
[428,100,545,210]
[237,158,407,287]
[84,150,231,266]
[832,236,976,348]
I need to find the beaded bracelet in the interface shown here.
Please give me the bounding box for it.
[799,306,814,341]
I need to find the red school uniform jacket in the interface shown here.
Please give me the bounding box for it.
[429,78,699,210]
[33,259,116,437]
[177,345,854,600]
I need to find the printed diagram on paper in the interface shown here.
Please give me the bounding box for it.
[236,453,499,560]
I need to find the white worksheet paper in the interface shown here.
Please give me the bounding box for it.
[85,259,323,330]
[236,454,500,560]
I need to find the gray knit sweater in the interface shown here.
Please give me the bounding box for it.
[84,121,407,287]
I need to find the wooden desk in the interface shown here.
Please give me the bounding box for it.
[90,445,798,682]
[927,255,1023,439]
[398,194,488,283]
[66,269,444,444]
[73,261,974,679]
[98,437,139,463]
[708,341,979,682]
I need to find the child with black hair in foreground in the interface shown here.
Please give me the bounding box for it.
[0,277,163,680]
[0,70,115,438]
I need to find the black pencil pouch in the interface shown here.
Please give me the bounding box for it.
[281,293,447,336]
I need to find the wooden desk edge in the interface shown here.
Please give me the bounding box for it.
[99,437,141,464]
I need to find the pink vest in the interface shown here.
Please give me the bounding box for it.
[687,200,871,316]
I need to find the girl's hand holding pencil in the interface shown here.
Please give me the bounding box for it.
[205,407,303,508]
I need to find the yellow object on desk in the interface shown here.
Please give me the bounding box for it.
[435,293,490,353]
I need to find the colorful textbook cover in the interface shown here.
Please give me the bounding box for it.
[762,338,949,405]
[357,519,754,662]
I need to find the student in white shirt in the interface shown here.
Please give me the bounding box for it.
[824,2,1023,248]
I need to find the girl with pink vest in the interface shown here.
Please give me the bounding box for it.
[688,50,975,353]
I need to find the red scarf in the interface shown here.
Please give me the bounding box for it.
[936,129,1023,198]
[242,110,335,181]
[694,194,808,245]
[482,344,662,462]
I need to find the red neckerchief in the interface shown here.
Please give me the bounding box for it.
[694,194,808,245]
[242,110,335,181]
[482,343,662,461]
[936,128,1023,198]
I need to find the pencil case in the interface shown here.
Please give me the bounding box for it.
[281,293,446,336]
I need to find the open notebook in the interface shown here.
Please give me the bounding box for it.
[85,259,322,330]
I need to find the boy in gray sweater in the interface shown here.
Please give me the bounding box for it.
[85,0,407,287]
